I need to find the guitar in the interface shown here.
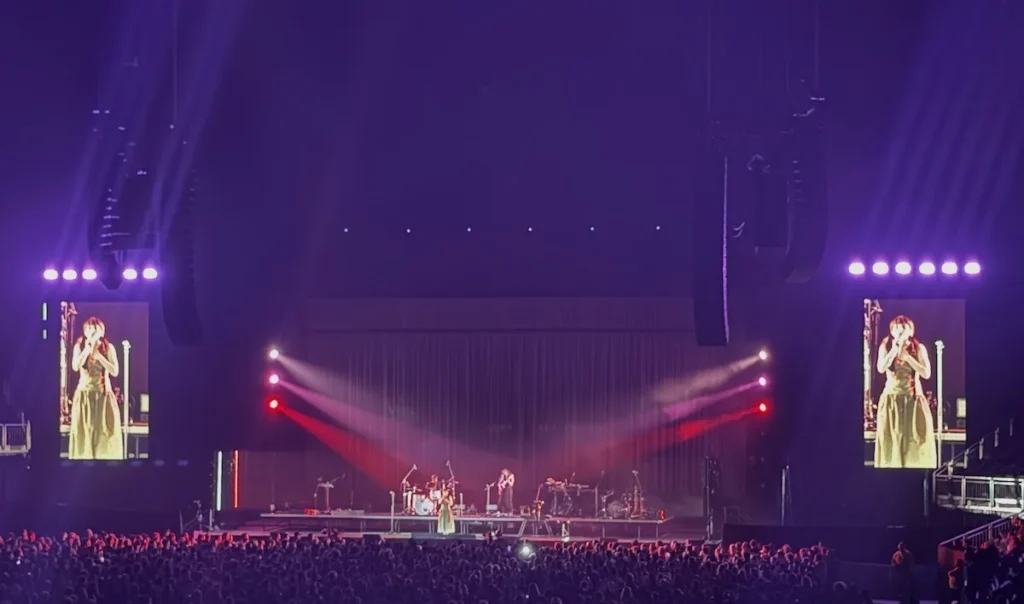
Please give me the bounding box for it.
[498,473,515,495]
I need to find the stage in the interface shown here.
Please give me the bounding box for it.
[249,510,693,541]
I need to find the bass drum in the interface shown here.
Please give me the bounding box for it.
[415,497,436,516]
[606,500,628,519]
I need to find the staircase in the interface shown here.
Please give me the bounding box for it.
[939,512,1023,549]
[933,418,1024,516]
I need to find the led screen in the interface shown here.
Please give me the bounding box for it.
[863,298,965,469]
[58,301,150,460]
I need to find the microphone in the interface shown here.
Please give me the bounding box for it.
[446,460,451,467]
[631,470,639,475]
[412,464,418,470]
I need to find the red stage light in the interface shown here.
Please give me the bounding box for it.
[268,398,280,410]
[758,402,768,413]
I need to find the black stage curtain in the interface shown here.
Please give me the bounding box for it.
[243,299,755,513]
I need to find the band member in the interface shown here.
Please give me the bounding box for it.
[497,468,515,514]
[436,485,455,536]
[69,317,124,460]
[426,474,441,501]
[875,315,936,469]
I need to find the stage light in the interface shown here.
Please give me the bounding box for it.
[758,402,768,413]
[268,398,280,410]
[268,348,280,361]
[62,269,78,281]
[268,373,280,385]
[517,542,535,560]
[963,261,981,275]
[142,267,158,280]
[758,350,768,361]
[758,377,768,387]
[894,261,912,275]
[43,269,59,281]
[81,268,98,281]
[919,262,936,275]
[871,261,889,275]
[941,261,958,275]
[123,268,139,280]
[847,261,865,275]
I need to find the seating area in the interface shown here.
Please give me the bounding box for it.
[934,418,1024,516]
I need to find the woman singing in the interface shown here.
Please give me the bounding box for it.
[436,485,455,536]
[875,315,936,469]
[69,317,124,460]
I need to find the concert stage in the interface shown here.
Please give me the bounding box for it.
[253,511,691,541]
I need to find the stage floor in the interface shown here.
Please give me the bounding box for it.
[247,511,703,541]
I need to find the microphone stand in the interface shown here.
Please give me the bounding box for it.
[400,464,417,514]
[594,470,605,518]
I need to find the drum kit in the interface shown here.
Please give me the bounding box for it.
[400,463,459,516]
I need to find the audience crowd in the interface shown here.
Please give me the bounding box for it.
[953,515,1024,604]
[0,530,870,604]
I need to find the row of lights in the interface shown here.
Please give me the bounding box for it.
[44,267,159,282]
[847,260,980,277]
[267,348,281,409]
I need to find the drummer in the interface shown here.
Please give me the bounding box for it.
[426,475,441,500]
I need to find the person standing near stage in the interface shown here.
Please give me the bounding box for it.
[875,315,937,469]
[436,484,455,535]
[497,468,515,515]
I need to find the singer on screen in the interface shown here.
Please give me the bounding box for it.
[69,317,124,460]
[875,315,936,469]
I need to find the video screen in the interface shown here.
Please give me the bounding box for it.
[863,299,966,469]
[58,301,150,460]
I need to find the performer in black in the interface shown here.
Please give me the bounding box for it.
[497,468,515,515]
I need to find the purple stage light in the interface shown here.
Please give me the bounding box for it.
[941,261,958,275]
[142,267,158,280]
[43,269,59,281]
[81,268,98,281]
[848,261,866,275]
[963,261,981,275]
[62,269,78,281]
[871,261,889,275]
[122,268,139,280]
[918,261,936,275]
[894,261,912,275]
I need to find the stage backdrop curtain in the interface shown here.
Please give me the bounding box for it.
[245,298,755,513]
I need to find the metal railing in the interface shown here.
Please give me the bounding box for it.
[934,474,1024,516]
[940,512,1024,549]
[933,419,1014,481]
[0,421,31,456]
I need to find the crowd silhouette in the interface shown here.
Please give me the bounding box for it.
[0,530,877,604]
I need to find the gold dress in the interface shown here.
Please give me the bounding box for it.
[437,492,456,535]
[69,353,124,460]
[874,355,936,469]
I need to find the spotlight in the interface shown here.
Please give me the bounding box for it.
[122,268,139,280]
[62,269,78,281]
[918,261,936,276]
[142,267,158,280]
[871,261,889,275]
[81,268,98,281]
[963,261,981,275]
[268,398,280,410]
[43,269,59,281]
[847,261,865,276]
[894,261,912,275]
[268,373,280,385]
[758,350,768,361]
[758,402,768,413]
[941,261,958,275]
[268,348,280,361]
[758,377,768,387]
